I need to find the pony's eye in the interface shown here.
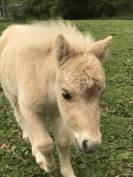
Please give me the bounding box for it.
[62,90,72,100]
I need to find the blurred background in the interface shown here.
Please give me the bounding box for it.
[0,0,133,21]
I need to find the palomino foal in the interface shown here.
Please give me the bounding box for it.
[0,22,112,177]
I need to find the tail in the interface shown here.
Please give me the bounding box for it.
[0,27,11,80]
[0,32,9,56]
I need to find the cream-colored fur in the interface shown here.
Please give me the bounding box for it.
[0,21,112,177]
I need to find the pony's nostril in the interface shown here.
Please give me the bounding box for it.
[80,139,101,153]
[81,139,101,153]
[82,140,90,152]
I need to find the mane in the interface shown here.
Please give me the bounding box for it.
[7,21,95,52]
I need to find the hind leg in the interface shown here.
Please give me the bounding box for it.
[3,89,29,140]
[14,107,29,141]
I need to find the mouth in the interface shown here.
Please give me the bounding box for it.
[75,138,81,151]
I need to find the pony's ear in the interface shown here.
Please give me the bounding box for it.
[55,34,75,65]
[89,36,112,61]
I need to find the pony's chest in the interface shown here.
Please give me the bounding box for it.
[38,102,59,120]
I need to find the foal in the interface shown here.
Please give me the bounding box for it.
[0,21,112,177]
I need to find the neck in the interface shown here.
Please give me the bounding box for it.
[36,54,58,104]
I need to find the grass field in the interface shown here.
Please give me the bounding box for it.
[0,20,133,177]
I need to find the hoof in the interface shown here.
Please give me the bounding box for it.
[22,131,29,141]
[38,161,56,174]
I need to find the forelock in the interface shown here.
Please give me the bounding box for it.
[59,54,105,96]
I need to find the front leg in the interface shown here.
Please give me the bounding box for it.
[19,102,56,174]
[58,144,76,177]
[54,118,76,177]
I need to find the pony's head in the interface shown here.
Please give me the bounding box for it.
[55,34,112,153]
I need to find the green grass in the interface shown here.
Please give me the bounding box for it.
[0,20,133,177]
